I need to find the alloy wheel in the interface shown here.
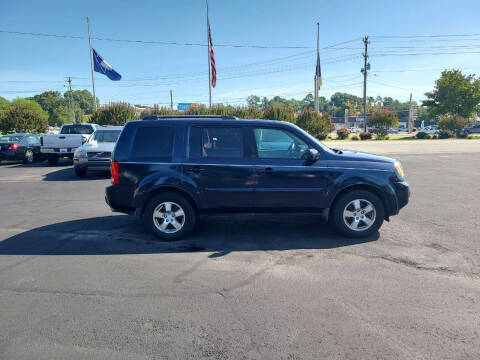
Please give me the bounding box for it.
[152,201,186,234]
[343,199,376,231]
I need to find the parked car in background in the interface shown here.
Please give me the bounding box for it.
[40,123,99,165]
[421,126,439,134]
[73,126,123,177]
[462,124,480,134]
[105,115,410,240]
[0,133,44,164]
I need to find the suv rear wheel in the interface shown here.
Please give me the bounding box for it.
[144,192,196,240]
[331,189,385,237]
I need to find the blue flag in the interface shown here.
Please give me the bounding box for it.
[92,48,121,81]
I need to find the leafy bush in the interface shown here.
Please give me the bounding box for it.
[437,114,468,137]
[367,110,399,138]
[263,103,296,123]
[0,99,48,133]
[336,127,350,139]
[359,131,372,140]
[90,103,138,126]
[351,135,360,141]
[416,131,431,139]
[296,109,333,140]
[438,130,452,139]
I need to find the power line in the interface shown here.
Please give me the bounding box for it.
[0,29,314,49]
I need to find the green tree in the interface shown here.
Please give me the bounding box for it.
[423,70,480,119]
[263,103,295,123]
[367,110,399,139]
[0,98,48,133]
[437,114,468,137]
[296,109,333,140]
[246,95,262,108]
[31,91,65,124]
[0,97,10,120]
[64,89,98,114]
[90,103,138,126]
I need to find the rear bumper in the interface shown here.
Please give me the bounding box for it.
[0,150,22,161]
[105,184,135,214]
[41,147,76,155]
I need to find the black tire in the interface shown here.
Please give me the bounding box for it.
[331,189,385,238]
[47,155,59,165]
[74,166,88,177]
[144,192,196,241]
[23,150,34,164]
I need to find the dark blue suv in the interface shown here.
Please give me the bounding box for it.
[105,116,409,240]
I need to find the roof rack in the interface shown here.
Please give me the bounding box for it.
[142,115,238,120]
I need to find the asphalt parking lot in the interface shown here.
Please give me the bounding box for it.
[1,140,479,360]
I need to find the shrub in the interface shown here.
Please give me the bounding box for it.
[438,130,452,139]
[367,110,399,138]
[437,114,468,137]
[416,131,431,139]
[263,103,295,123]
[296,109,333,140]
[90,103,138,125]
[375,133,389,140]
[351,135,360,141]
[359,131,372,140]
[336,127,350,140]
[0,99,48,133]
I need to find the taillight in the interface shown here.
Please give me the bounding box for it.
[111,161,119,185]
[9,144,18,151]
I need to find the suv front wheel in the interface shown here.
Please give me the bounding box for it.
[331,189,385,237]
[144,192,196,240]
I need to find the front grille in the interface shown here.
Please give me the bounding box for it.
[87,151,111,159]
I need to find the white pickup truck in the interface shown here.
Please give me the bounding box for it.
[41,123,99,165]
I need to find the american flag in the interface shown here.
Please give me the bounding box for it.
[207,19,216,88]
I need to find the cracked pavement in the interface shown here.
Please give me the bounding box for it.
[0,142,479,359]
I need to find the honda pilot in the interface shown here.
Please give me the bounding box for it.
[105,116,409,240]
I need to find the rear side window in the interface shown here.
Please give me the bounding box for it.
[189,126,244,159]
[131,126,173,161]
[60,125,94,134]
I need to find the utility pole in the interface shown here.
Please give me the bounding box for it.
[361,36,370,131]
[408,93,413,133]
[170,90,174,110]
[344,108,349,128]
[66,77,76,123]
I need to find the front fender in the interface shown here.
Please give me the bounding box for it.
[326,170,398,216]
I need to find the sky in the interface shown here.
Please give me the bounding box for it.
[1,0,480,108]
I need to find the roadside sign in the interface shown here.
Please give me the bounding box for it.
[178,103,192,111]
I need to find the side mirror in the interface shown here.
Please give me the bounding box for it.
[304,148,321,163]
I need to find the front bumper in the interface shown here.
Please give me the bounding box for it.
[74,157,111,170]
[393,180,410,212]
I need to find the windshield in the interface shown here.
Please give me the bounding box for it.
[61,125,94,135]
[90,130,121,143]
[0,135,23,142]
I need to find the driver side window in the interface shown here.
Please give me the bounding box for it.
[253,128,308,159]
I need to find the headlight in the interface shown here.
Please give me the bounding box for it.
[74,148,87,158]
[394,161,405,179]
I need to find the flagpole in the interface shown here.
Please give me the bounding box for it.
[314,22,320,112]
[206,0,212,108]
[87,17,97,111]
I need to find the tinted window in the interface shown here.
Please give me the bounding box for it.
[253,128,308,159]
[27,136,40,145]
[90,130,121,143]
[190,126,244,159]
[131,126,173,161]
[0,135,22,142]
[61,125,94,135]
